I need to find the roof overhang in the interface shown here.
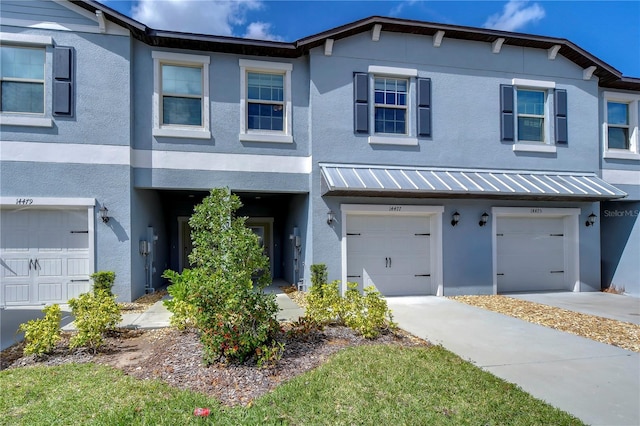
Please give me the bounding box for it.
[320,163,627,202]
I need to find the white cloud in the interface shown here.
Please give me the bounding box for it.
[130,0,281,40]
[483,0,545,32]
[243,22,283,41]
[389,0,419,17]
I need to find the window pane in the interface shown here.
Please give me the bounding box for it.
[1,81,44,113]
[375,106,406,134]
[608,127,629,150]
[248,72,283,102]
[375,77,407,107]
[518,117,544,141]
[1,46,44,79]
[162,96,202,125]
[162,65,202,96]
[517,90,544,115]
[607,102,628,125]
[247,101,283,131]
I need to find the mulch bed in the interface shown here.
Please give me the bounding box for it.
[450,295,640,352]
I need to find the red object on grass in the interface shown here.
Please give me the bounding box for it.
[193,407,211,417]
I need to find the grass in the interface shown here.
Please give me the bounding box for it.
[0,345,583,426]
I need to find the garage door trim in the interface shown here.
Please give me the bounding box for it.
[341,204,445,296]
[491,207,580,294]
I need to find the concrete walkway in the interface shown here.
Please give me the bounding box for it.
[386,296,640,426]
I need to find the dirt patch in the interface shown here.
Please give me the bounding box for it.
[118,289,168,314]
[2,324,428,406]
[450,295,640,352]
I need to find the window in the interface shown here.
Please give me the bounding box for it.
[152,51,210,139]
[603,92,639,160]
[240,59,292,143]
[0,32,55,128]
[500,79,566,153]
[517,90,545,142]
[1,46,45,114]
[354,66,430,146]
[374,77,407,134]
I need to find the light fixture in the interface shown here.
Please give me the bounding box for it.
[327,210,335,225]
[479,212,489,227]
[99,205,110,223]
[451,211,460,227]
[586,212,597,227]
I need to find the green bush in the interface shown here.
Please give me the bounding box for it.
[68,290,121,352]
[18,304,62,356]
[305,268,396,339]
[164,188,280,364]
[310,264,328,294]
[90,271,116,295]
[162,269,198,330]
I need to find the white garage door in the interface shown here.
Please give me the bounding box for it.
[1,209,91,306]
[496,216,568,293]
[347,214,432,296]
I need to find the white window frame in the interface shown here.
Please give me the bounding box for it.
[239,59,292,144]
[367,65,418,146]
[603,91,640,160]
[0,32,53,128]
[511,78,557,154]
[152,51,210,139]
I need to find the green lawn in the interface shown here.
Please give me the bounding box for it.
[0,345,583,425]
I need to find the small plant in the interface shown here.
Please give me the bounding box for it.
[306,280,344,324]
[256,341,285,368]
[310,264,328,293]
[68,290,121,352]
[163,269,198,330]
[286,316,322,339]
[91,271,116,295]
[19,304,62,356]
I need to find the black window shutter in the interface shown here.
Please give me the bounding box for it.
[555,89,568,144]
[53,47,73,116]
[354,73,369,134]
[417,77,431,137]
[500,85,514,141]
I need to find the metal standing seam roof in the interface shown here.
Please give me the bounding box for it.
[320,164,627,200]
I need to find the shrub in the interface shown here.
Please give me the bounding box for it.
[163,269,198,330]
[68,290,121,352]
[19,304,62,356]
[91,271,116,295]
[310,263,328,294]
[164,188,280,364]
[256,341,285,369]
[305,274,396,339]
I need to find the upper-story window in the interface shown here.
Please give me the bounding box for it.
[354,66,431,146]
[500,79,567,153]
[374,77,408,135]
[152,51,210,139]
[1,45,45,114]
[603,91,639,160]
[516,90,545,142]
[239,59,292,144]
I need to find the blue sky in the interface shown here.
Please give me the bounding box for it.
[103,1,640,77]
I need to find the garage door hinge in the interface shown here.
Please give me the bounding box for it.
[497,273,505,276]
[496,233,504,236]
[347,233,361,236]
[70,230,89,234]
[550,233,564,237]
[414,233,431,236]
[414,274,431,277]
[347,275,361,278]
[550,270,564,274]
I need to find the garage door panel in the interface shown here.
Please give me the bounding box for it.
[67,258,89,276]
[38,259,63,277]
[1,258,31,278]
[68,280,91,299]
[5,284,30,303]
[498,217,564,234]
[38,282,63,302]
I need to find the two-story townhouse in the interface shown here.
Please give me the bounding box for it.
[2,0,637,304]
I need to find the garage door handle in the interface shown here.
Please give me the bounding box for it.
[70,230,89,234]
[550,270,564,274]
[34,259,40,270]
[347,233,361,236]
[497,273,505,276]
[347,275,361,278]
[71,279,90,282]
[28,259,34,270]
[414,233,431,236]
[415,274,431,277]
[550,234,564,237]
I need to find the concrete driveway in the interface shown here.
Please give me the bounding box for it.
[1,305,74,351]
[387,294,640,426]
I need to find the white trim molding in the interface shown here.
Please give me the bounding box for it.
[602,91,640,160]
[513,143,557,154]
[152,51,211,140]
[0,197,95,207]
[0,32,52,46]
[0,116,52,128]
[368,135,418,146]
[239,59,293,143]
[368,65,418,77]
[0,141,130,165]
[511,78,556,89]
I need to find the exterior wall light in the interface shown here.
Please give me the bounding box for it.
[585,212,597,227]
[99,205,110,223]
[479,212,489,227]
[327,210,335,225]
[451,211,460,227]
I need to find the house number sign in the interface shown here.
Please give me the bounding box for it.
[530,208,543,214]
[389,206,402,212]
[15,198,34,205]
